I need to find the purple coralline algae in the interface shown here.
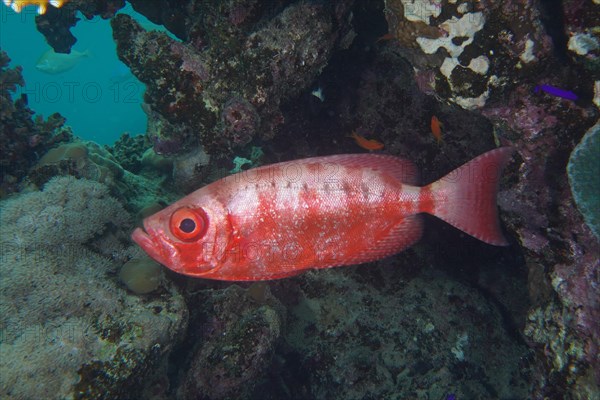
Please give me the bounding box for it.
[220,97,260,147]
[492,93,599,397]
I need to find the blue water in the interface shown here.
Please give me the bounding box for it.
[0,3,161,144]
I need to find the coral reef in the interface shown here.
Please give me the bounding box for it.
[171,146,211,193]
[2,1,598,399]
[0,50,71,195]
[107,0,355,155]
[0,176,188,399]
[1,175,128,247]
[25,138,181,216]
[494,98,600,397]
[382,0,572,110]
[110,132,148,174]
[31,141,124,188]
[563,0,600,71]
[33,0,126,53]
[220,97,260,148]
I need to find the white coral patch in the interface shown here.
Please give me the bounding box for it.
[519,39,536,63]
[401,0,442,24]
[451,332,469,361]
[416,12,485,58]
[420,12,488,81]
[457,3,469,14]
[440,57,459,78]
[440,12,485,38]
[468,55,489,75]
[453,89,490,110]
[568,32,600,56]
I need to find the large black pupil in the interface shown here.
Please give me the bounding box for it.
[179,218,196,233]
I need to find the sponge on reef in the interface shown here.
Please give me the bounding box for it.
[567,123,600,239]
[119,256,163,294]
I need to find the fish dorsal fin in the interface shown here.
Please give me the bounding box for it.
[303,154,420,185]
[243,154,420,185]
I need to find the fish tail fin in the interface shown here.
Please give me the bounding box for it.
[422,147,514,245]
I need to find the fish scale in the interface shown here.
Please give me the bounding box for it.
[132,148,514,280]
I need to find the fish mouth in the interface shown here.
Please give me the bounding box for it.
[131,225,165,266]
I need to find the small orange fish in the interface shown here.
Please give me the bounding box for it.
[431,115,443,144]
[376,33,395,43]
[349,131,385,151]
[132,148,514,281]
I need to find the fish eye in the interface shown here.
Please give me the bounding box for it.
[169,207,208,242]
[179,218,196,233]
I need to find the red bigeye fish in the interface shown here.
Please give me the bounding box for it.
[132,148,514,281]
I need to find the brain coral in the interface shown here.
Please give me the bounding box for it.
[567,122,600,239]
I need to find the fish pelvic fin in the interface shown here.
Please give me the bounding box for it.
[421,147,514,246]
